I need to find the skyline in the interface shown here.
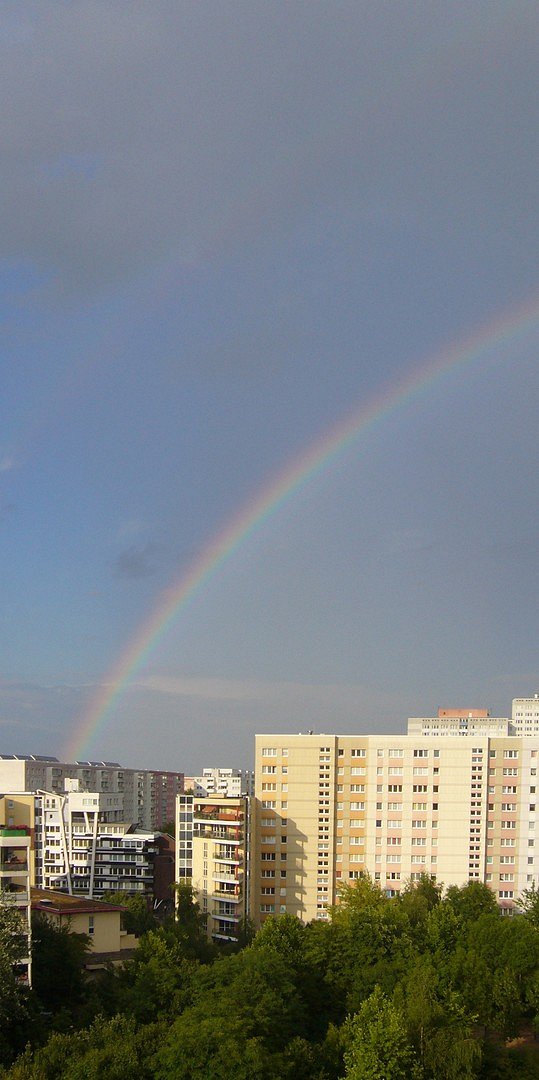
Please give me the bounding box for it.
[1,3,538,770]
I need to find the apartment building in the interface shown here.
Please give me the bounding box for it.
[251,724,539,926]
[176,793,249,943]
[186,768,254,799]
[38,781,169,899]
[0,794,35,985]
[512,696,539,736]
[407,709,511,737]
[0,756,184,830]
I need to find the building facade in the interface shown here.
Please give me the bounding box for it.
[186,768,254,798]
[0,756,184,831]
[38,781,169,899]
[512,696,539,736]
[251,723,539,926]
[176,793,249,943]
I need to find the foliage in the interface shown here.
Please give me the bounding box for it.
[31,915,90,1018]
[101,892,157,937]
[343,986,421,1079]
[4,880,539,1077]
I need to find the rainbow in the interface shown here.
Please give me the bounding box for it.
[64,292,539,761]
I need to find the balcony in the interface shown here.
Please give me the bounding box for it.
[212,889,241,902]
[212,871,240,884]
[0,855,28,873]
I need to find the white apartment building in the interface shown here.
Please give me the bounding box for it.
[408,708,511,737]
[39,781,161,898]
[0,756,184,830]
[188,768,254,798]
[512,696,539,736]
[251,719,539,927]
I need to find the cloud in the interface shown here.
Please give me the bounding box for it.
[113,542,161,580]
[136,672,403,713]
[0,4,535,296]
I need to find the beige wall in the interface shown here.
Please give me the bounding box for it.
[252,732,539,927]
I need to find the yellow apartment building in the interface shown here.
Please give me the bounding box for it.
[251,722,539,926]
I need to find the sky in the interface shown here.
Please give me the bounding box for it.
[1,2,538,771]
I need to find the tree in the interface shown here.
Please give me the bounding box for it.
[170,882,215,960]
[101,892,157,937]
[444,882,497,923]
[343,987,421,1080]
[517,882,539,928]
[0,894,36,1065]
[31,914,90,1019]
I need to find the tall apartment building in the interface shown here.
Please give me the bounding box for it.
[186,768,254,798]
[251,724,539,926]
[0,756,184,830]
[176,793,249,944]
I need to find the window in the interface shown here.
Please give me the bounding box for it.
[351,749,366,758]
[411,837,427,846]
[262,748,277,757]
[414,749,428,758]
[262,765,276,774]
[504,750,518,759]
[388,767,403,776]
[388,749,404,757]
[88,916,95,936]
[413,767,428,776]
[351,767,366,776]
[412,820,427,829]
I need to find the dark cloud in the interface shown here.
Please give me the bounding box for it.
[0,4,536,295]
[113,542,161,580]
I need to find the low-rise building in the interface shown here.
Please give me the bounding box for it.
[31,888,137,969]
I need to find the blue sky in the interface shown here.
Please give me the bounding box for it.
[1,2,538,770]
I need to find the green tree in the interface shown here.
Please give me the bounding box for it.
[444,882,498,923]
[0,895,36,1065]
[343,987,421,1080]
[517,882,539,928]
[171,882,216,961]
[31,914,90,1019]
[101,892,157,937]
[116,928,198,1023]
